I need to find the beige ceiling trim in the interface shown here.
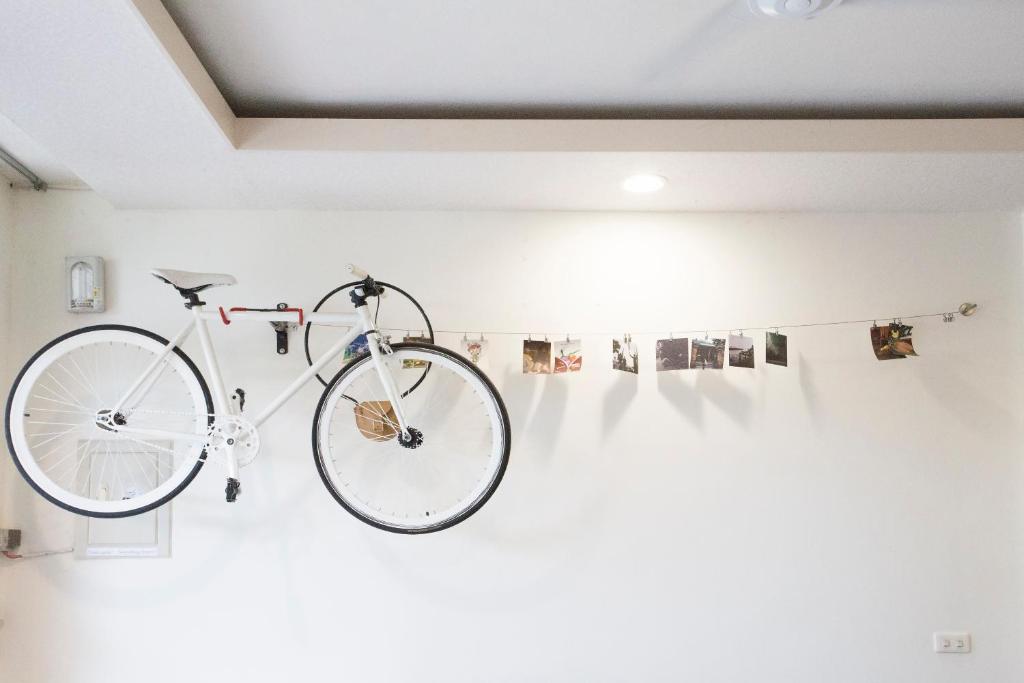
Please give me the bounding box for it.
[236,117,1024,153]
[126,0,236,146]
[128,0,1023,155]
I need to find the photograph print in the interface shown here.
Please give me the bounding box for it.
[523,339,553,374]
[612,334,639,374]
[765,331,788,367]
[728,334,755,369]
[870,322,917,361]
[553,338,583,373]
[402,334,431,368]
[655,338,689,372]
[690,337,725,369]
[461,337,488,366]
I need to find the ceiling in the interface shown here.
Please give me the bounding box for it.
[0,113,83,189]
[161,0,1024,119]
[0,0,1021,211]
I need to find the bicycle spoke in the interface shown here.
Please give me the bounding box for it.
[36,382,92,412]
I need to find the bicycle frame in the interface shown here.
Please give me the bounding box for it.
[104,296,411,480]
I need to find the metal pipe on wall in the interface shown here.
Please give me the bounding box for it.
[0,145,47,191]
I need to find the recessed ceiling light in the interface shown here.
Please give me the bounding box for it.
[748,0,843,19]
[622,174,667,193]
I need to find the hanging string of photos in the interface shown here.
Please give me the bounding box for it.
[357,304,976,375]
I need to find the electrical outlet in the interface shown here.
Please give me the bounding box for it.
[934,632,972,654]
[0,529,21,552]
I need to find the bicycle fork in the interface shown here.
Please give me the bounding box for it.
[357,305,421,448]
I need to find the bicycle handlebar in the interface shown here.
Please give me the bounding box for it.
[346,263,387,298]
[346,263,369,279]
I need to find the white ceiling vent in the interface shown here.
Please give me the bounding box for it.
[748,0,844,19]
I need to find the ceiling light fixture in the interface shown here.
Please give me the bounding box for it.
[622,174,667,194]
[748,0,843,20]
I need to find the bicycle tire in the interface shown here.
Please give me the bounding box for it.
[5,325,214,518]
[311,342,511,534]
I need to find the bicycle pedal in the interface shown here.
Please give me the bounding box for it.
[225,478,241,503]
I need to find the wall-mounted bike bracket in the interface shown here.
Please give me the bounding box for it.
[270,303,298,355]
[219,303,302,354]
[270,320,297,354]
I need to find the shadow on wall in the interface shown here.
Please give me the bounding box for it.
[696,370,753,429]
[797,352,823,431]
[8,480,246,612]
[656,371,704,431]
[524,375,568,463]
[498,362,572,459]
[602,372,638,438]
[917,364,1019,437]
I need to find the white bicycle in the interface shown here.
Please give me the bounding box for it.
[4,266,511,534]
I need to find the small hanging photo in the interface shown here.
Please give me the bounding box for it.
[728,334,755,369]
[690,337,725,369]
[553,338,583,373]
[612,334,639,374]
[402,333,431,368]
[656,338,689,371]
[870,322,917,361]
[461,337,488,365]
[766,331,788,367]
[523,339,552,374]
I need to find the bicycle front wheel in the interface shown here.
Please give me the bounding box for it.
[5,325,213,517]
[313,342,511,534]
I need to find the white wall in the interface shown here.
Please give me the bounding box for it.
[0,181,12,421]
[0,181,13,629]
[1,190,1022,683]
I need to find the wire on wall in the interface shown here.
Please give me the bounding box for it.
[376,308,968,339]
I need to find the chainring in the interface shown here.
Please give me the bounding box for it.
[206,415,261,468]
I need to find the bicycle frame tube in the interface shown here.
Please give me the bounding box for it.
[110,319,197,414]
[249,319,362,427]
[109,301,397,441]
[194,308,232,415]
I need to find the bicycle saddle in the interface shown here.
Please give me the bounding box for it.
[152,268,237,293]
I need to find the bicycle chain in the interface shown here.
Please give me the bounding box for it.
[107,408,261,468]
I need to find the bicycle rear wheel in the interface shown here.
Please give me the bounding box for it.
[5,325,213,517]
[313,342,510,534]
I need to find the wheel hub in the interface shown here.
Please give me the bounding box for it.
[95,408,129,431]
[398,426,424,449]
